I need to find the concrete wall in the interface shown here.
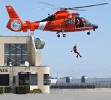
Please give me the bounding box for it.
[29,36,42,66]
[38,66,50,93]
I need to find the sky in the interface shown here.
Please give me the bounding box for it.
[0,0,111,78]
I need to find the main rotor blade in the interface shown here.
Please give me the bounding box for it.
[72,3,108,9]
[39,1,55,7]
[60,7,86,11]
[38,2,108,11]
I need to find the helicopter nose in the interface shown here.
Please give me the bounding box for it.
[93,24,98,29]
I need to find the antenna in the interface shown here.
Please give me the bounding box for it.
[25,61,29,67]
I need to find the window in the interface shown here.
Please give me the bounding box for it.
[19,72,38,85]
[44,74,50,85]
[66,19,73,24]
[19,72,29,85]
[30,74,37,85]
[66,77,70,83]
[13,76,16,84]
[4,44,28,66]
[41,15,55,22]
[0,74,9,86]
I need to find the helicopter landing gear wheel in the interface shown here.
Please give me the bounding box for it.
[87,32,90,35]
[63,34,66,37]
[57,34,60,38]
[56,31,60,38]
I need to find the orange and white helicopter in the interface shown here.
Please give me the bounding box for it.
[6,3,108,37]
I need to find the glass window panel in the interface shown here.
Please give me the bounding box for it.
[4,44,28,66]
[10,44,16,54]
[44,74,49,79]
[16,44,22,54]
[10,55,15,66]
[21,55,28,64]
[29,74,37,85]
[44,74,50,85]
[66,19,73,24]
[4,55,10,65]
[0,74,9,86]
[16,55,21,66]
[22,44,27,54]
[5,44,10,54]
[19,73,29,85]
[19,73,38,85]
[22,44,27,50]
[44,80,50,85]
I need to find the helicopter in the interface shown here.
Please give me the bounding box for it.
[6,3,108,37]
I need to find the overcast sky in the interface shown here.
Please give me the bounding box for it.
[0,0,111,78]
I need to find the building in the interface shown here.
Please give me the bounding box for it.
[54,76,111,88]
[0,35,50,93]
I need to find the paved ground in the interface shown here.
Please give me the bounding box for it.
[1,88,111,100]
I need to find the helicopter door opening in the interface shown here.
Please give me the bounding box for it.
[75,17,84,28]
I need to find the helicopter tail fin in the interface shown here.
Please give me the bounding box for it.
[6,5,24,32]
[6,5,20,18]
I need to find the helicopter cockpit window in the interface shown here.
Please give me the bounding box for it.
[41,15,55,22]
[81,17,92,27]
[66,19,73,24]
